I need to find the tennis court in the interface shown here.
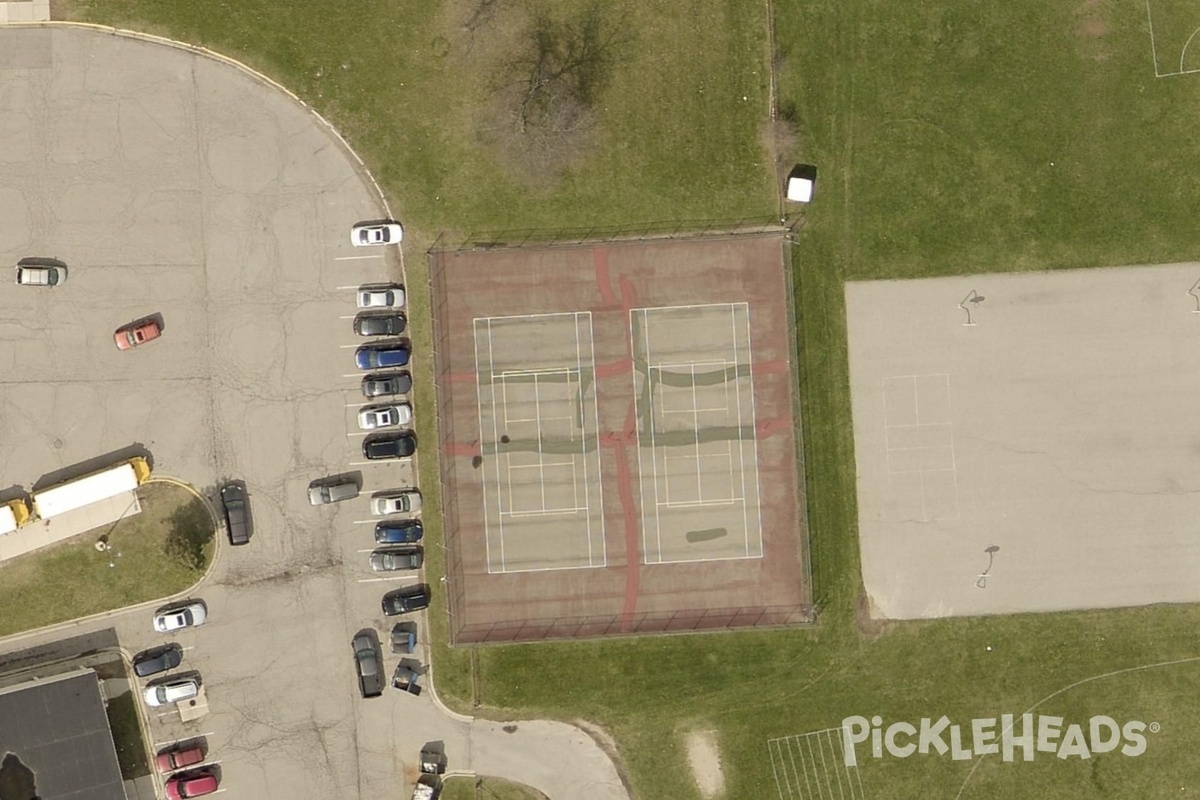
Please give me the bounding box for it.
[431,233,811,643]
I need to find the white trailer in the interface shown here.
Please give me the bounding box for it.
[0,500,30,535]
[32,458,151,520]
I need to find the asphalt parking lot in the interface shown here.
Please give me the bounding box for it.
[0,26,423,800]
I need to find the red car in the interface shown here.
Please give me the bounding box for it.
[114,318,161,350]
[165,770,218,799]
[156,745,204,774]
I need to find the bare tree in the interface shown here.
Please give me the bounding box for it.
[481,4,625,184]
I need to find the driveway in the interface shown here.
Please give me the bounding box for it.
[0,24,626,800]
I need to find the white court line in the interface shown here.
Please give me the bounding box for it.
[487,317,507,572]
[503,506,590,517]
[585,312,606,568]
[691,363,703,505]
[473,318,497,575]
[734,302,757,557]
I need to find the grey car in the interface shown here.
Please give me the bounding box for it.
[361,372,412,398]
[308,480,359,505]
[369,546,424,572]
[352,632,384,698]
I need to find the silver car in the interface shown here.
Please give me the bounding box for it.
[357,283,405,310]
[153,602,207,633]
[371,490,422,516]
[358,403,412,431]
[144,678,199,707]
[350,222,403,247]
[309,480,360,505]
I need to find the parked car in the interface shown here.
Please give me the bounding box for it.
[382,585,431,616]
[355,343,410,370]
[352,632,384,698]
[144,678,199,707]
[165,769,218,800]
[371,490,422,516]
[374,520,423,544]
[358,403,412,431]
[370,546,424,572]
[354,312,406,337]
[363,432,416,460]
[115,318,162,350]
[357,283,405,310]
[350,221,403,247]
[153,602,207,633]
[308,479,359,506]
[14,263,66,286]
[132,644,183,678]
[156,745,205,774]
[220,480,251,546]
[361,372,412,398]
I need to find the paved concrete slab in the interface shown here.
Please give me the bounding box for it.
[847,263,1200,619]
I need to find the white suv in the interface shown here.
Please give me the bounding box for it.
[144,678,199,707]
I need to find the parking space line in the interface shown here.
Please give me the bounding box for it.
[153,732,215,748]
[334,255,385,261]
[337,285,363,290]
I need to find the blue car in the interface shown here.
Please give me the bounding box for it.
[356,343,410,370]
[374,520,423,544]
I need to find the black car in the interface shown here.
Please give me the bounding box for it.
[132,644,183,678]
[351,632,384,698]
[363,432,416,461]
[354,312,407,337]
[361,371,412,398]
[381,585,431,616]
[219,480,251,546]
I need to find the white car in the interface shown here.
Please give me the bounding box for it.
[144,678,199,707]
[358,403,413,431]
[153,602,207,633]
[357,283,405,310]
[350,222,403,247]
[371,490,422,516]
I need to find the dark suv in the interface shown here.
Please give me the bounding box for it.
[363,432,416,461]
[219,480,251,546]
[382,585,431,616]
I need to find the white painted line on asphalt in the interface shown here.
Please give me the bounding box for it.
[337,285,362,290]
[343,373,367,378]
[358,575,414,584]
[345,402,369,408]
[154,731,215,748]
[346,432,368,438]
[340,344,363,349]
[340,315,358,320]
[334,254,384,261]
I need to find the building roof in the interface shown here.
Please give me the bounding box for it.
[0,669,127,800]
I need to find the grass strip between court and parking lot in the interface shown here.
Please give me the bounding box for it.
[55,0,1200,798]
[0,483,214,638]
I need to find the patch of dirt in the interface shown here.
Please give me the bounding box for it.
[686,729,725,798]
[1074,0,1111,61]
[855,589,894,639]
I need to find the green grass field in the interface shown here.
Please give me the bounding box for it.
[0,482,214,636]
[58,0,1200,797]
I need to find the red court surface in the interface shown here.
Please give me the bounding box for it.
[429,233,812,643]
